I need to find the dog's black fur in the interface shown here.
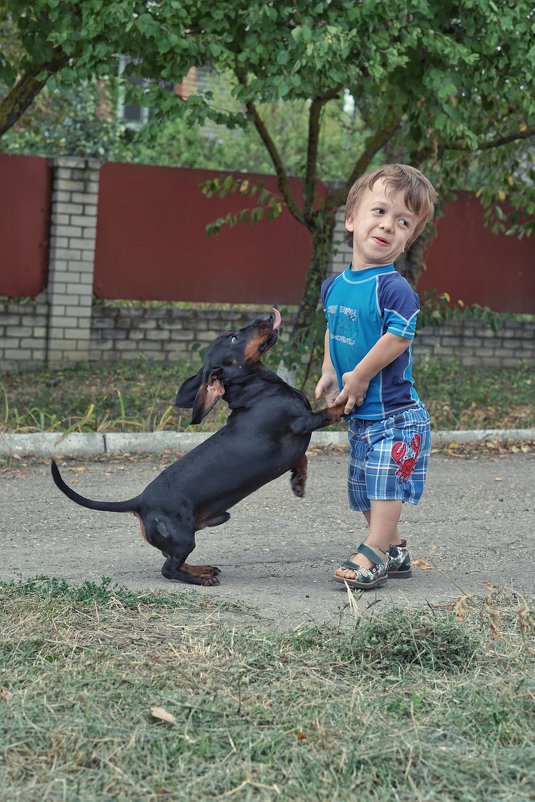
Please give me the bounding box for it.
[51,311,345,585]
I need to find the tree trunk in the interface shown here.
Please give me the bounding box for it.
[0,52,70,138]
[276,210,336,386]
[291,210,337,346]
[395,229,436,289]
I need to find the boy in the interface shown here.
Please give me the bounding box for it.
[315,163,437,589]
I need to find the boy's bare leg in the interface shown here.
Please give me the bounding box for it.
[362,508,402,544]
[335,500,402,579]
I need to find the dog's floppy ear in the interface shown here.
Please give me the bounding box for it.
[191,368,225,424]
[174,369,203,409]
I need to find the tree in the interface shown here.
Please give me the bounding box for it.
[0,1,200,136]
[138,1,535,339]
[1,78,130,158]
[2,1,534,345]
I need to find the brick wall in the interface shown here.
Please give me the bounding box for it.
[413,318,535,368]
[89,306,254,363]
[0,296,48,366]
[3,298,532,371]
[1,158,533,372]
[90,307,534,369]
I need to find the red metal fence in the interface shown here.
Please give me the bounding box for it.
[0,156,533,312]
[0,153,51,296]
[421,192,534,310]
[93,162,323,305]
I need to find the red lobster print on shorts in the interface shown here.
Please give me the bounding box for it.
[391,434,421,482]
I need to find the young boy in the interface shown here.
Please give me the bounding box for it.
[315,163,437,589]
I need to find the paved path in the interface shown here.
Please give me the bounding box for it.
[1,452,533,627]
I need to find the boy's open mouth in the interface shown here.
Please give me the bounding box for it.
[372,235,390,246]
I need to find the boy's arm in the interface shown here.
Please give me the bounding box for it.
[315,329,339,406]
[335,332,412,415]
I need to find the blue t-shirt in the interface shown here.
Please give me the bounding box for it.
[321,264,421,420]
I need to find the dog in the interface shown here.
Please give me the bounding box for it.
[51,309,345,585]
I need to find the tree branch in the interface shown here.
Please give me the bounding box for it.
[445,125,535,152]
[0,50,71,138]
[236,70,304,225]
[303,90,342,222]
[413,125,535,164]
[328,116,399,209]
[303,98,324,223]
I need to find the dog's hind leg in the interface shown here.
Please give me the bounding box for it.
[290,454,308,498]
[144,515,220,586]
[161,510,231,585]
[161,552,221,586]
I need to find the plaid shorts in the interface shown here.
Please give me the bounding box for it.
[347,405,431,512]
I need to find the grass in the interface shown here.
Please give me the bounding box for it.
[0,577,533,801]
[0,358,533,434]
[416,358,534,431]
[0,361,199,434]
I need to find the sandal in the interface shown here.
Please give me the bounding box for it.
[387,539,412,578]
[334,543,388,590]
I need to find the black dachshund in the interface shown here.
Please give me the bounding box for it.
[51,310,345,585]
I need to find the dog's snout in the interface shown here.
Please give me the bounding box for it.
[256,309,281,330]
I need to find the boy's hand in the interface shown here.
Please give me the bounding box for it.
[315,371,339,407]
[335,369,369,414]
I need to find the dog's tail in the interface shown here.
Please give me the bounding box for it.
[51,460,140,513]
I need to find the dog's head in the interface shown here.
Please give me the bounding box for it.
[174,309,282,423]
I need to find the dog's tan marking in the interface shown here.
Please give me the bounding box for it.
[134,512,148,542]
[181,562,217,577]
[243,334,266,362]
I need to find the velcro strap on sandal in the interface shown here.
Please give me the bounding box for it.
[357,543,387,566]
[340,560,363,572]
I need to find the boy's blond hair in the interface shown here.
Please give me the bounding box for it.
[345,163,438,249]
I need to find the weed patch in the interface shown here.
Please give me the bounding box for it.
[1,359,533,434]
[417,358,534,431]
[336,608,479,672]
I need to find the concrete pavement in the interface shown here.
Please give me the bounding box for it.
[1,449,533,627]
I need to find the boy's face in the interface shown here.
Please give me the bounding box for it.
[346,179,416,269]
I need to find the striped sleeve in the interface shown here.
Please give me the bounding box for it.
[379,273,420,340]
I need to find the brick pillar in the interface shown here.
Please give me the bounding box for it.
[46,157,100,364]
[328,206,352,275]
